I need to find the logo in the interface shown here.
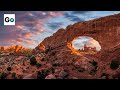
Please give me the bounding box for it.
[4,14,15,25]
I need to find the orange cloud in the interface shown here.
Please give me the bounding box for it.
[16,38,23,42]
[24,32,33,38]
[25,40,33,44]
[16,25,25,29]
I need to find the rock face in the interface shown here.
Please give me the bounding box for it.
[35,13,120,61]
[45,74,56,79]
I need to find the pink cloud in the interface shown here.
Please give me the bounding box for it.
[24,32,33,38]
[25,40,33,44]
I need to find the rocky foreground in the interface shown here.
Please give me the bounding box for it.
[0,45,120,79]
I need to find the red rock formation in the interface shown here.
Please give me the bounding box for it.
[0,46,4,51]
[35,13,120,61]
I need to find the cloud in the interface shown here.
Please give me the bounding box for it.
[71,11,90,14]
[16,38,23,42]
[0,11,64,48]
[70,17,84,22]
[21,32,33,38]
[64,12,77,18]
[63,12,85,22]
[25,40,33,44]
[47,22,64,30]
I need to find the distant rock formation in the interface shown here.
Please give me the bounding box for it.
[78,44,97,52]
[0,46,4,51]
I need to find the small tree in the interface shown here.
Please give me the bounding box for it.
[37,69,49,79]
[37,71,45,79]
[36,63,42,68]
[0,72,7,79]
[12,72,17,79]
[52,63,60,67]
[7,67,12,71]
[110,61,120,69]
[89,60,97,66]
[30,56,37,65]
[101,72,109,79]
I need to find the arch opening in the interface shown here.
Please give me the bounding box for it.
[68,36,101,55]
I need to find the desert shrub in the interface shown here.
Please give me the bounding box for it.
[12,72,17,79]
[45,49,50,54]
[36,63,42,68]
[110,61,120,69]
[0,72,7,79]
[30,56,37,65]
[89,69,97,75]
[41,58,45,61]
[89,60,98,75]
[94,66,98,70]
[89,60,97,66]
[112,73,120,79]
[101,73,108,77]
[78,68,85,72]
[52,63,60,67]
[101,72,109,79]
[7,67,11,71]
[37,71,44,79]
[45,67,54,73]
[37,70,48,79]
[50,51,56,56]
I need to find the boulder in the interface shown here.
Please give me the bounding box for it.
[45,74,56,79]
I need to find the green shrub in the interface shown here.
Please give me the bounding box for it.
[89,60,98,75]
[101,73,109,79]
[101,73,108,77]
[52,63,59,67]
[110,61,120,69]
[50,51,56,56]
[89,60,97,66]
[36,63,42,68]
[41,58,45,61]
[78,68,85,72]
[30,56,37,65]
[7,67,11,71]
[37,70,47,79]
[0,72,7,79]
[89,69,97,75]
[12,72,17,79]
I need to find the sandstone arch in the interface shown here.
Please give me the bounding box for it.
[35,13,120,61]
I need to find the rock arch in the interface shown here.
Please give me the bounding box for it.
[70,36,101,55]
[36,13,120,61]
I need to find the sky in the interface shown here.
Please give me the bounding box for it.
[0,11,120,49]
